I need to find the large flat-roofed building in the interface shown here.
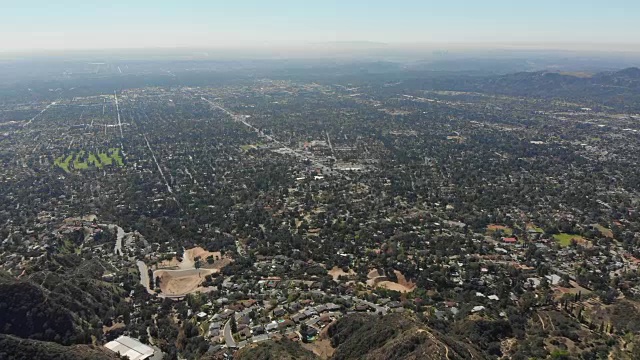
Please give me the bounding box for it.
[105,336,155,360]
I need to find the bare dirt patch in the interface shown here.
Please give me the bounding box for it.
[366,269,416,293]
[102,322,125,334]
[393,270,416,290]
[180,247,222,269]
[328,266,356,281]
[302,320,336,359]
[376,281,415,293]
[303,338,334,359]
[155,268,218,296]
[151,247,231,296]
[367,269,382,279]
[157,257,181,269]
[186,247,222,262]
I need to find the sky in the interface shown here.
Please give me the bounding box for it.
[0,0,638,52]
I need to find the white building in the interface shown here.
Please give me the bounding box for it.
[105,336,154,360]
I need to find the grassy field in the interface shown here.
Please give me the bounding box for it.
[593,224,613,238]
[73,151,89,170]
[87,153,101,168]
[487,224,513,236]
[526,223,544,233]
[109,148,124,166]
[54,154,74,173]
[553,233,587,247]
[54,148,123,172]
[240,143,264,152]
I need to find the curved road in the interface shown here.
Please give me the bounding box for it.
[136,260,154,295]
[224,318,237,348]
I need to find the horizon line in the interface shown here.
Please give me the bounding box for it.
[2,41,640,55]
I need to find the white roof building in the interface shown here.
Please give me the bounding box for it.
[105,336,154,360]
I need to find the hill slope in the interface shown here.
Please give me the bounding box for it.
[0,254,130,345]
[328,313,485,360]
[234,338,320,360]
[0,334,119,360]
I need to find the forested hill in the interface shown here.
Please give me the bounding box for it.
[0,334,119,360]
[395,67,640,111]
[0,253,134,359]
[327,313,486,360]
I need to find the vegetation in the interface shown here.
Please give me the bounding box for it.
[1,60,640,359]
[328,313,483,360]
[0,254,130,346]
[234,339,319,360]
[0,334,119,360]
[54,148,123,172]
[553,233,585,247]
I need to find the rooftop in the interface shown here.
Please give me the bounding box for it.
[104,336,154,360]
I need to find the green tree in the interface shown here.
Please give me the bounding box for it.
[230,316,237,334]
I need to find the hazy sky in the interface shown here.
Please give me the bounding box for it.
[1,0,638,51]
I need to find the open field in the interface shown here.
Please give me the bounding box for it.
[526,223,544,233]
[554,233,589,247]
[487,224,513,236]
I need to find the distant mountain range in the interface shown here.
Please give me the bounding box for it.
[396,67,640,111]
[477,67,640,109]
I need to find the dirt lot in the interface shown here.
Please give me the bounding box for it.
[155,268,218,296]
[366,269,416,293]
[152,247,231,296]
[185,247,222,262]
[328,266,356,281]
[394,270,415,288]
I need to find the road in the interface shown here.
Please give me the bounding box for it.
[224,318,237,348]
[23,101,56,127]
[136,260,154,295]
[114,91,124,139]
[143,133,173,194]
[113,225,125,255]
[200,97,346,179]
